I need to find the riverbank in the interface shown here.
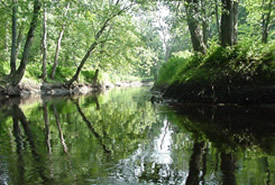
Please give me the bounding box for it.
[153,42,275,105]
[0,77,153,98]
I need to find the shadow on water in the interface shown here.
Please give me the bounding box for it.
[169,103,275,185]
[171,104,275,153]
[0,87,274,185]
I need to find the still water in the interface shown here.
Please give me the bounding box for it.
[0,87,274,185]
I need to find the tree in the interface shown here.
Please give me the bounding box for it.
[243,0,274,43]
[50,2,70,79]
[261,0,273,43]
[41,4,47,81]
[66,2,133,86]
[220,0,239,47]
[10,0,17,75]
[215,0,221,41]
[10,0,41,86]
[185,0,207,53]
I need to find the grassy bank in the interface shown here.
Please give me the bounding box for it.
[155,41,275,104]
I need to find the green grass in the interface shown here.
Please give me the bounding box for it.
[156,41,275,87]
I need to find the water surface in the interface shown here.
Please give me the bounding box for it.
[0,87,274,185]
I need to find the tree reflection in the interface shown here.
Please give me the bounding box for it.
[12,113,25,185]
[200,144,208,185]
[263,157,271,185]
[43,102,52,154]
[220,152,236,185]
[73,99,112,154]
[12,103,51,184]
[53,105,68,153]
[186,141,206,185]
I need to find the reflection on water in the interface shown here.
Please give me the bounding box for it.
[0,87,275,185]
[153,118,173,165]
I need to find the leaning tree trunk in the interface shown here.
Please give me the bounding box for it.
[10,0,41,86]
[50,2,70,79]
[221,0,239,47]
[185,0,207,53]
[10,0,17,75]
[41,6,47,81]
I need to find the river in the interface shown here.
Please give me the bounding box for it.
[0,87,274,185]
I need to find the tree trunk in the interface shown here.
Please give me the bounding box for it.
[93,69,99,85]
[185,0,207,53]
[15,25,23,62]
[221,0,239,47]
[262,0,273,43]
[10,0,17,75]
[10,0,41,86]
[232,1,238,45]
[215,0,221,41]
[50,2,70,79]
[201,0,209,47]
[41,6,47,81]
[4,20,9,60]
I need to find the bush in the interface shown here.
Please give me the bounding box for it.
[156,57,188,86]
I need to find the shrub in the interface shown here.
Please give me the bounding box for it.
[156,57,188,86]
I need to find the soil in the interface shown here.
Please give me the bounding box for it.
[153,82,275,105]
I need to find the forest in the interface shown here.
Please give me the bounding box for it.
[0,0,274,102]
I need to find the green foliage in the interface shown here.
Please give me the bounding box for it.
[156,42,275,86]
[50,66,75,82]
[0,61,9,76]
[81,70,96,83]
[24,63,42,81]
[156,56,188,86]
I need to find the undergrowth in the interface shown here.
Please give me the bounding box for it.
[0,61,145,85]
[156,41,275,87]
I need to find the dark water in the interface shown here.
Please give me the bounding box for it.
[0,87,274,185]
